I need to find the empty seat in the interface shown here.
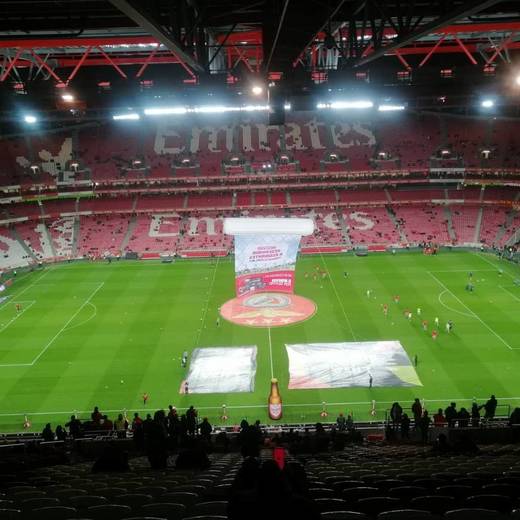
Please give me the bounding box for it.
[481,483,520,498]
[342,487,379,502]
[135,486,168,498]
[31,506,78,519]
[309,488,336,499]
[410,495,456,514]
[321,513,369,520]
[190,501,228,516]
[387,486,427,502]
[436,486,472,499]
[87,503,132,519]
[377,509,435,520]
[464,494,513,513]
[114,493,153,508]
[140,502,186,519]
[356,497,400,516]
[156,492,199,506]
[444,508,505,520]
[315,498,348,512]
[20,498,60,511]
[68,495,109,509]
[0,508,21,519]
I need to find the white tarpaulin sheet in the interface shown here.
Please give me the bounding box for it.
[186,346,257,393]
[286,341,422,389]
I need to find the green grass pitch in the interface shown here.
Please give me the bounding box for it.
[1,250,519,432]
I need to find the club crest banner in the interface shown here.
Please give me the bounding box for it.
[234,234,301,296]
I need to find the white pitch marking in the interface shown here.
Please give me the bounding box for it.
[29,282,105,366]
[498,285,520,303]
[428,271,515,350]
[318,250,357,341]
[437,290,474,318]
[268,327,274,379]
[0,301,36,333]
[194,258,219,347]
[62,302,98,332]
[0,268,53,309]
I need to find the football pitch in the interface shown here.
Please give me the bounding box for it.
[1,250,520,432]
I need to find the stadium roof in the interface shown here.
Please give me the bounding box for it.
[0,0,519,114]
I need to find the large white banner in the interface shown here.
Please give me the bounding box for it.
[234,234,301,295]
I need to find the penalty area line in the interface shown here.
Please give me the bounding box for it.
[499,285,520,303]
[0,301,36,334]
[29,282,105,366]
[428,271,515,351]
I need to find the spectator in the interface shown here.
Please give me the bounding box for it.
[471,402,481,427]
[41,423,54,442]
[336,413,346,431]
[345,413,354,431]
[55,425,67,441]
[146,410,168,469]
[132,412,144,450]
[419,410,431,443]
[509,407,520,426]
[114,413,128,439]
[458,407,470,427]
[199,417,213,442]
[433,408,447,427]
[445,402,458,427]
[186,405,198,436]
[400,413,411,439]
[65,415,82,439]
[390,402,403,426]
[91,406,102,425]
[412,398,422,427]
[481,394,498,419]
[102,414,113,431]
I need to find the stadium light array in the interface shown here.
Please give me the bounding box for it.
[317,100,374,110]
[251,85,264,96]
[112,112,140,120]
[378,104,406,112]
[24,114,37,124]
[61,93,74,102]
[481,99,494,108]
[516,74,520,86]
[143,105,270,117]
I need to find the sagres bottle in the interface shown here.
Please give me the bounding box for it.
[268,378,282,420]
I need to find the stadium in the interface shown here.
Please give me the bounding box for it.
[1,0,520,518]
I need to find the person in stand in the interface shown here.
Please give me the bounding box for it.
[65,415,82,439]
[336,413,346,431]
[458,407,470,428]
[91,406,102,425]
[199,417,213,443]
[390,402,403,427]
[114,413,128,438]
[400,413,411,439]
[186,405,198,436]
[471,402,481,427]
[412,398,423,428]
[433,408,447,427]
[480,394,498,419]
[419,411,431,443]
[55,425,67,441]
[41,423,54,442]
[445,402,458,427]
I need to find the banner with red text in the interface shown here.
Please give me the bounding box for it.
[234,234,301,296]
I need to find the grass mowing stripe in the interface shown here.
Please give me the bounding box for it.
[0,301,36,333]
[30,281,105,365]
[194,258,219,347]
[428,270,514,351]
[499,285,520,303]
[317,250,357,341]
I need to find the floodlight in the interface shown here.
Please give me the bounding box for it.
[113,113,140,120]
[515,74,520,86]
[24,114,37,124]
[378,104,405,111]
[251,85,263,95]
[144,107,188,115]
[481,99,494,108]
[317,100,373,109]
[61,93,74,102]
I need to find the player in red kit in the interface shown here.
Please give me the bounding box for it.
[382,303,388,317]
[142,393,149,405]
[432,330,438,341]
[15,303,21,313]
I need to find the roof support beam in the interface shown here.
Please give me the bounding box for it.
[355,0,502,67]
[108,0,204,73]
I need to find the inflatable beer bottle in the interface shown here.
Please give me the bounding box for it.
[268,378,282,420]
